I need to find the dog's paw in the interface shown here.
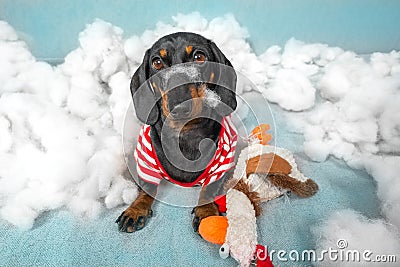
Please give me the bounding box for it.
[115,206,153,233]
[191,202,219,233]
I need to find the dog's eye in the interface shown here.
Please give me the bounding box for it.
[152,58,164,70]
[193,51,206,63]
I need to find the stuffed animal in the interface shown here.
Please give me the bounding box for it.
[199,179,272,267]
[198,124,318,267]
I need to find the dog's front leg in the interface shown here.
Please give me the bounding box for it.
[116,189,155,233]
[191,187,220,233]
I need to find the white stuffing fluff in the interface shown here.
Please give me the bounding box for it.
[283,43,400,236]
[225,188,257,267]
[161,64,201,81]
[273,39,400,260]
[0,20,140,229]
[363,156,400,229]
[313,210,400,266]
[204,89,221,108]
[263,68,316,111]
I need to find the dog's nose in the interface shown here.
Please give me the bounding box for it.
[170,101,192,118]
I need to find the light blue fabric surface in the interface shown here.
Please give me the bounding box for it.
[0,98,381,267]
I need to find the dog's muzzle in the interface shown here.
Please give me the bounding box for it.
[161,65,203,120]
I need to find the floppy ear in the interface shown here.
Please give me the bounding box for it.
[209,42,237,115]
[130,49,160,125]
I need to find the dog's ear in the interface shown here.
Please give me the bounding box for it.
[130,49,159,125]
[209,42,237,115]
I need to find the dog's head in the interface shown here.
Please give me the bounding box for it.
[130,32,237,128]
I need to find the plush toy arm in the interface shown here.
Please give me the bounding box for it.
[226,188,258,267]
[267,173,319,198]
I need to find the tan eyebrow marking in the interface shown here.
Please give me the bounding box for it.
[160,49,167,58]
[185,45,193,55]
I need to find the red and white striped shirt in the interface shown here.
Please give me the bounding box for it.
[134,117,238,187]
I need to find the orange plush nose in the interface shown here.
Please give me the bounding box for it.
[198,216,228,245]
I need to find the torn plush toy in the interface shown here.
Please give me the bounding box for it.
[199,124,318,267]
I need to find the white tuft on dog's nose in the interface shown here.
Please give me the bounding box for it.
[162,64,201,82]
[204,89,221,108]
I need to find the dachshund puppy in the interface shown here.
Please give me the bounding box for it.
[116,32,238,233]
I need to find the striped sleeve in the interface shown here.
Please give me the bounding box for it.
[134,125,163,185]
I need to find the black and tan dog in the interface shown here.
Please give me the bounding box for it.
[116,33,318,234]
[116,32,238,233]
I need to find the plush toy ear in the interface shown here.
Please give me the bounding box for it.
[130,49,160,125]
[209,42,237,115]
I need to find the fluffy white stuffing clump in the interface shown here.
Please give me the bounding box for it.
[363,156,400,229]
[282,46,400,232]
[313,210,400,266]
[259,38,400,258]
[263,68,315,111]
[0,20,139,229]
